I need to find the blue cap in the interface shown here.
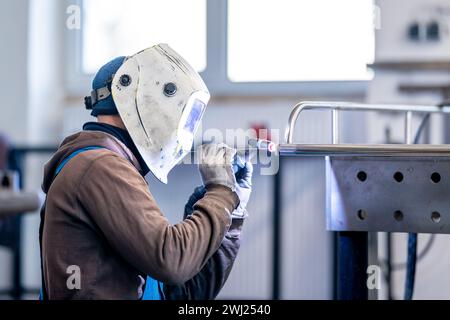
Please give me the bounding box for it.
[89,56,126,117]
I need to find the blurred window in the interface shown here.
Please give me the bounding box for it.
[82,0,207,74]
[227,0,375,82]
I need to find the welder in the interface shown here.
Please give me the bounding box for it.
[39,44,252,300]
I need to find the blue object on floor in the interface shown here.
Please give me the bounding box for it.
[142,276,163,300]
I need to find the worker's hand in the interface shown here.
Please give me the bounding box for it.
[184,185,206,218]
[198,143,237,191]
[232,161,253,219]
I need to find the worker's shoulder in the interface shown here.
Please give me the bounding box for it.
[75,148,138,175]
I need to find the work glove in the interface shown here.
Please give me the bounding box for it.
[232,161,253,219]
[185,161,252,221]
[198,143,237,191]
[183,185,206,219]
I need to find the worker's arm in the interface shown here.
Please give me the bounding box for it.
[162,220,243,299]
[162,186,245,300]
[77,154,239,285]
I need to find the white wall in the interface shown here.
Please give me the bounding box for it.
[27,0,65,145]
[376,0,450,62]
[0,0,30,294]
[0,0,29,144]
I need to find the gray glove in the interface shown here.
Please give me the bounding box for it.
[198,143,237,191]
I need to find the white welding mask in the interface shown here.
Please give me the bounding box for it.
[111,44,210,183]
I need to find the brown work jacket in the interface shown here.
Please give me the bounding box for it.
[40,130,242,299]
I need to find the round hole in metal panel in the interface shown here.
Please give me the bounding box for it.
[393,171,404,183]
[431,172,441,183]
[357,171,367,182]
[431,211,441,223]
[393,210,404,221]
[357,209,367,221]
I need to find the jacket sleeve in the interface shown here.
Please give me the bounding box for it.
[162,218,244,300]
[77,154,239,285]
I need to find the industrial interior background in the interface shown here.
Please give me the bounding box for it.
[1,0,450,299]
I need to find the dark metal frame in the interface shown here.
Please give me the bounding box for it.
[271,157,282,299]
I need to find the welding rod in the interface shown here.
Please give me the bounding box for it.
[247,138,277,153]
[233,138,278,173]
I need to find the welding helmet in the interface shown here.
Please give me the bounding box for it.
[111,44,210,183]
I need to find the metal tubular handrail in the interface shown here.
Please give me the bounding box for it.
[284,101,450,145]
[278,144,450,157]
[280,101,450,157]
